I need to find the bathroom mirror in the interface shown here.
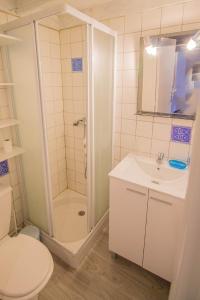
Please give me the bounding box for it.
[137,30,200,119]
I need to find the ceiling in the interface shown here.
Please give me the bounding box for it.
[67,0,113,10]
[0,0,190,15]
[68,0,188,11]
[11,0,113,13]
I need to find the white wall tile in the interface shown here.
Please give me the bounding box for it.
[70,26,83,43]
[182,22,200,31]
[122,103,137,119]
[109,17,125,34]
[114,133,121,147]
[123,52,139,70]
[121,134,135,149]
[117,35,124,53]
[135,136,151,154]
[116,70,123,87]
[123,87,138,103]
[142,8,162,31]
[136,121,153,138]
[125,12,142,33]
[123,70,138,87]
[151,139,169,157]
[117,53,124,70]
[169,142,190,161]
[161,25,182,34]
[60,25,87,194]
[124,33,141,52]
[152,123,171,141]
[121,119,136,135]
[71,42,83,57]
[183,1,200,24]
[161,4,183,27]
[60,29,70,44]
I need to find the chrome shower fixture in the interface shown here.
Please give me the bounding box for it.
[73,117,87,127]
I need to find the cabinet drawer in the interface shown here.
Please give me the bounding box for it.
[110,177,148,198]
[109,178,148,266]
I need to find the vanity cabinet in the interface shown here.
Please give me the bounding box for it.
[143,190,183,281]
[109,178,183,282]
[109,178,148,266]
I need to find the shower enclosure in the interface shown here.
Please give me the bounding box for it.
[0,4,116,266]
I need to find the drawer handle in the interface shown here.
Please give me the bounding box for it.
[126,188,146,196]
[150,197,172,206]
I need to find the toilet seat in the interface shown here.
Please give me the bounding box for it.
[0,234,53,300]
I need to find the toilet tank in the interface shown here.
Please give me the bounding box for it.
[0,184,12,240]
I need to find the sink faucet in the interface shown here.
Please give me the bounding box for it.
[156,152,164,165]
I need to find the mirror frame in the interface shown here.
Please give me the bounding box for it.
[137,29,198,120]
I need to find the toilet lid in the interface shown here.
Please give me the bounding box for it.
[0,234,53,298]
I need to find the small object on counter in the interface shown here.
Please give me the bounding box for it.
[168,159,187,170]
[3,138,12,153]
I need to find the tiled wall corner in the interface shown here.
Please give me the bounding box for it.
[38,25,67,198]
[39,24,87,197]
[60,25,87,196]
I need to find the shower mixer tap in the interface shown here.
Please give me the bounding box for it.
[73,117,87,127]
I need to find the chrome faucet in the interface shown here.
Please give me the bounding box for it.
[156,152,164,165]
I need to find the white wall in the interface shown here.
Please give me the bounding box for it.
[0,11,24,231]
[85,0,200,165]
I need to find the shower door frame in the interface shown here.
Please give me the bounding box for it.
[0,3,117,237]
[87,25,117,230]
[63,5,117,231]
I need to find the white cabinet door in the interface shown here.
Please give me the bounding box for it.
[109,178,148,266]
[143,190,183,282]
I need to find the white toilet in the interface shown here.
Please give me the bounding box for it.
[0,184,54,300]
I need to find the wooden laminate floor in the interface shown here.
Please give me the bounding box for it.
[39,230,170,300]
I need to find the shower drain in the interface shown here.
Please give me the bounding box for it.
[78,210,85,216]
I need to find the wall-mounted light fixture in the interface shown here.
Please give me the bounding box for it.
[187,31,200,50]
[144,36,157,56]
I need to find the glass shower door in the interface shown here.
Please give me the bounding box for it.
[7,23,52,234]
[91,28,115,225]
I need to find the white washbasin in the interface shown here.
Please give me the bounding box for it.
[109,153,189,199]
[135,156,186,182]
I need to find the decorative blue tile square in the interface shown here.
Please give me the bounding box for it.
[171,125,192,144]
[0,160,9,176]
[71,58,83,72]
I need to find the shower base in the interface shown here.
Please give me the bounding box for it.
[53,189,88,243]
[41,189,108,268]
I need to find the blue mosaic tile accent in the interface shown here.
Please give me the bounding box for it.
[71,58,83,72]
[0,160,9,176]
[171,125,192,144]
